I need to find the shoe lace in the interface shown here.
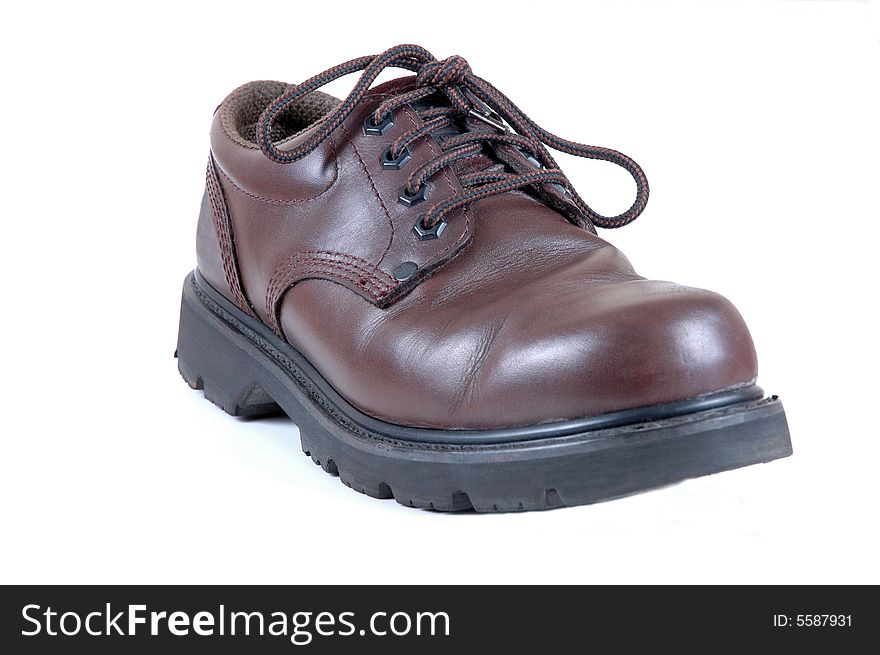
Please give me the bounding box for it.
[256,44,649,234]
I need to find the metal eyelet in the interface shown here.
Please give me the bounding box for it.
[522,150,570,196]
[393,261,419,281]
[381,145,412,170]
[398,182,430,207]
[412,215,447,240]
[524,153,542,168]
[363,111,394,136]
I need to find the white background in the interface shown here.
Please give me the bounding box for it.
[1,0,878,584]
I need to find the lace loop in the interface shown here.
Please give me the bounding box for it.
[256,44,649,230]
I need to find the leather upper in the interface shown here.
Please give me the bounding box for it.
[197,77,758,430]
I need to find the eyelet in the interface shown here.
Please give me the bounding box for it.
[363,111,394,136]
[381,145,412,170]
[524,153,542,168]
[521,150,570,196]
[393,261,419,281]
[412,215,447,241]
[398,182,430,207]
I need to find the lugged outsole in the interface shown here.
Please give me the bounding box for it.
[176,271,793,512]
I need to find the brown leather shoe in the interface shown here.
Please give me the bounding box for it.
[176,44,791,511]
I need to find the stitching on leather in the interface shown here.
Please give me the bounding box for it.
[272,261,391,297]
[397,105,472,261]
[270,251,396,286]
[270,255,395,292]
[265,252,395,333]
[341,122,396,272]
[286,249,396,281]
[268,267,389,335]
[268,268,389,301]
[276,267,384,296]
[205,156,257,318]
[213,133,339,205]
[270,259,393,298]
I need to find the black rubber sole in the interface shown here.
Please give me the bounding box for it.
[176,271,792,512]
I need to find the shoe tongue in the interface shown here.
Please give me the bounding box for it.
[363,75,420,97]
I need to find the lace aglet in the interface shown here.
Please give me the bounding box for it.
[467,108,508,132]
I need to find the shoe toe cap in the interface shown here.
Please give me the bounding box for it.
[476,280,759,425]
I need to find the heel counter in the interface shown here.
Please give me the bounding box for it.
[196,155,256,318]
